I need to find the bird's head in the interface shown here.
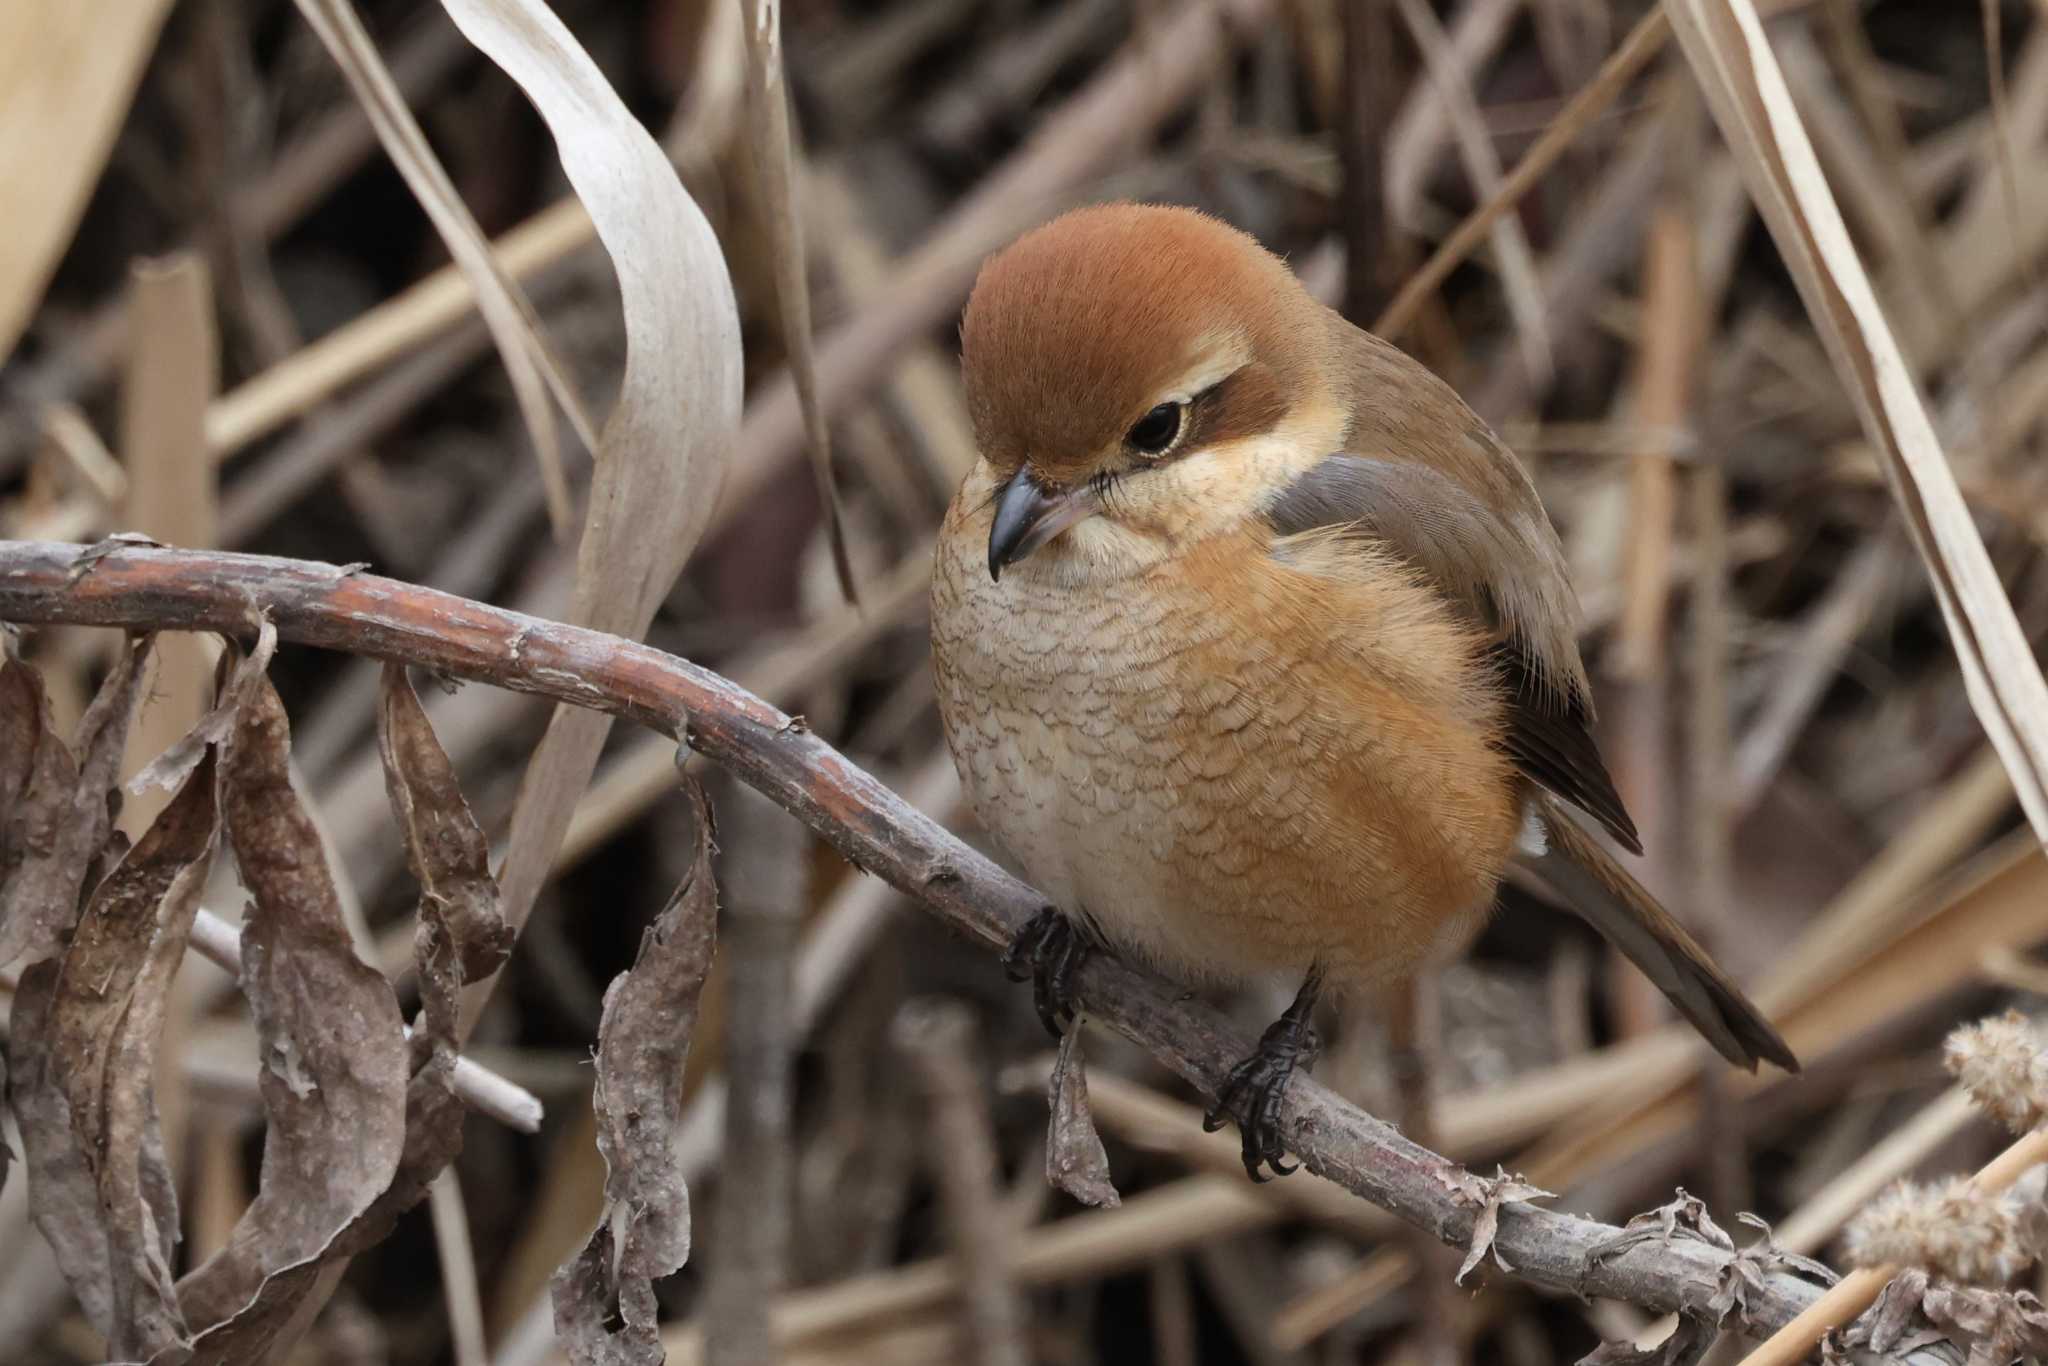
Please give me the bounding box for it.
[960,203,1341,582]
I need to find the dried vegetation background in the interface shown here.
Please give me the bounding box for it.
[4,0,2048,1363]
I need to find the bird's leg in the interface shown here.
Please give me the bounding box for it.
[1002,908,1089,1039]
[1204,968,1325,1181]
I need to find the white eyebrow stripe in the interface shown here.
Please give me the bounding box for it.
[1155,353,1246,407]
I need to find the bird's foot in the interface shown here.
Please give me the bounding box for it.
[1204,975,1324,1181]
[1003,908,1089,1039]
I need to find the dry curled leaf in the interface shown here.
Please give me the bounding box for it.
[1920,1283,2048,1365]
[1592,1188,1736,1269]
[553,1224,656,1366]
[21,747,220,1359]
[130,620,276,795]
[172,671,409,1344]
[276,665,511,1255]
[0,634,153,969]
[284,660,520,1283]
[7,967,112,1331]
[552,780,718,1365]
[184,990,474,1360]
[0,647,38,814]
[438,0,744,945]
[377,663,512,984]
[1047,1021,1120,1208]
[64,532,162,583]
[323,773,489,1253]
[1693,1217,1831,1328]
[1733,1212,1840,1289]
[1706,1245,1767,1323]
[1860,1266,1933,1354]
[1437,1165,1554,1284]
[0,656,77,969]
[181,988,469,1365]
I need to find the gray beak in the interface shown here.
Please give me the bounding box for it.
[987,468,1099,581]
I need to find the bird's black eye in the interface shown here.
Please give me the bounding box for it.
[1125,401,1183,455]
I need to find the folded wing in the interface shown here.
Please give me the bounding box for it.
[1261,452,1641,853]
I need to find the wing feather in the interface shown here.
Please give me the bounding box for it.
[1264,453,1641,854]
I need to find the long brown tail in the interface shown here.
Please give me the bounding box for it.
[1519,794,1798,1072]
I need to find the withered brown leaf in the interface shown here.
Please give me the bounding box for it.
[130,620,275,795]
[0,648,38,825]
[10,965,117,1334]
[1919,1282,2048,1365]
[173,671,409,1340]
[20,746,219,1359]
[177,1055,468,1366]
[376,662,512,986]
[0,656,69,968]
[1047,1021,1120,1209]
[1591,1187,1734,1268]
[553,1224,660,1366]
[1437,1165,1554,1285]
[179,664,506,1363]
[356,659,508,1232]
[552,779,719,1365]
[0,635,153,969]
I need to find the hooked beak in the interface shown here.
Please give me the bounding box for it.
[987,467,1099,581]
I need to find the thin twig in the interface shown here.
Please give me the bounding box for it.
[185,906,542,1132]
[427,1170,489,1366]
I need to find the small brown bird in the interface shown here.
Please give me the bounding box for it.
[930,203,1795,1178]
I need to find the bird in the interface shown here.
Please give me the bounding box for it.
[929,202,1797,1180]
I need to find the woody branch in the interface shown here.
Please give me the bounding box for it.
[0,537,1834,1338]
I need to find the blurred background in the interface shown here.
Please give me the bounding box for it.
[3,0,2048,1362]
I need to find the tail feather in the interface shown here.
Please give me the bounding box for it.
[1520,795,1797,1073]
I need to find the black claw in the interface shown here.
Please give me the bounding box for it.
[1204,973,1324,1181]
[1003,908,1088,1039]
[1000,909,1054,982]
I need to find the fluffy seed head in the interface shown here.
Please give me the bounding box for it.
[1844,1177,2031,1286]
[1945,1009,2048,1134]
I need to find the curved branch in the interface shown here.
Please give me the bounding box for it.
[0,537,1836,1337]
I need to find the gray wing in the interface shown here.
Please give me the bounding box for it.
[1264,453,1641,854]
